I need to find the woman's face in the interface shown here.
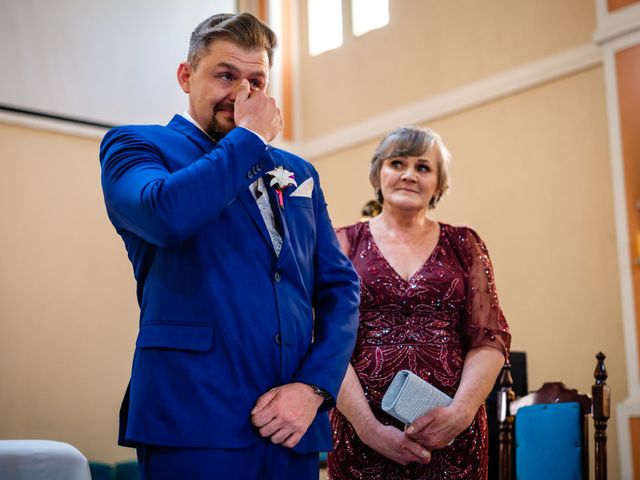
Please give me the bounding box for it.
[378,148,440,213]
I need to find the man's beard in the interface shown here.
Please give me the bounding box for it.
[205,107,235,140]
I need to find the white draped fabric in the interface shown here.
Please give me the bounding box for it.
[0,440,91,480]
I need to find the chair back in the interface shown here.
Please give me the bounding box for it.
[497,352,610,480]
[515,402,584,479]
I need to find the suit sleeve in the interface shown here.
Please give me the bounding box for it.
[292,170,360,408]
[100,126,275,247]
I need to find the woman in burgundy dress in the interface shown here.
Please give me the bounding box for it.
[327,127,511,480]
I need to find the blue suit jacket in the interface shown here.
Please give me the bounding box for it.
[99,115,359,453]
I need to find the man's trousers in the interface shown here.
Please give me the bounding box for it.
[136,441,320,480]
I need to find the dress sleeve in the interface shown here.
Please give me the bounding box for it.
[334,227,351,257]
[459,227,511,357]
[334,224,359,258]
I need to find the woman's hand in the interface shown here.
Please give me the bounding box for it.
[359,422,432,465]
[407,347,506,450]
[405,404,474,450]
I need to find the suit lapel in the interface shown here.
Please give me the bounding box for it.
[167,114,216,153]
[266,181,296,265]
[237,187,278,254]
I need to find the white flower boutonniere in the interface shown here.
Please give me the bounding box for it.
[267,166,297,209]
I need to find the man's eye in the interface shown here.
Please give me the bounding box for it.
[218,73,233,81]
[250,80,261,88]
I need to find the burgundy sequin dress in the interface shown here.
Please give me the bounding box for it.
[328,221,510,480]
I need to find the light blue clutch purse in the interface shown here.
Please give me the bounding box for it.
[381,370,453,424]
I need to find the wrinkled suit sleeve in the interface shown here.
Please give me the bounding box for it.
[100,126,275,247]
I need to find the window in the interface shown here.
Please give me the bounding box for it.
[351,0,388,37]
[307,0,343,56]
[306,0,389,56]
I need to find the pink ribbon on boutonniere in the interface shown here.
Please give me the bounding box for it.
[267,166,297,209]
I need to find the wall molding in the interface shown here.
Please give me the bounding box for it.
[594,0,640,45]
[604,38,640,479]
[617,399,640,480]
[290,42,603,161]
[595,4,640,478]
[605,27,640,401]
[1,43,604,159]
[0,109,108,140]
[599,25,640,480]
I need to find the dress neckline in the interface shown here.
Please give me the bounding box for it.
[364,220,443,284]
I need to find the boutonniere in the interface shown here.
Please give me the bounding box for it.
[267,166,297,209]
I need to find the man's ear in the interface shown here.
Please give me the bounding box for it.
[177,62,192,93]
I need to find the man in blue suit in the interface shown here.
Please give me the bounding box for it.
[99,12,359,479]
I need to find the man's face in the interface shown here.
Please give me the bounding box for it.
[177,40,270,139]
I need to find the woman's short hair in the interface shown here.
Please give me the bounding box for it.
[369,126,451,209]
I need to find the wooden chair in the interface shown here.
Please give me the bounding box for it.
[497,352,610,480]
[487,351,528,479]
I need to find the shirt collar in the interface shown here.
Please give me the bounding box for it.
[181,110,215,141]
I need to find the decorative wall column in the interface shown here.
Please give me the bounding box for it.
[595,0,640,477]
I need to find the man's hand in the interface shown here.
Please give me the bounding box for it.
[234,79,283,142]
[251,382,323,448]
[405,404,473,450]
[359,422,431,465]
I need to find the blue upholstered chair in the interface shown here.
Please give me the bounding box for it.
[515,402,584,479]
[114,460,140,480]
[88,461,115,480]
[496,352,610,480]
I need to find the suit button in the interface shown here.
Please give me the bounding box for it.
[274,332,281,345]
[274,272,281,283]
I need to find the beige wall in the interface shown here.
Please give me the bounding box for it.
[0,123,138,463]
[299,0,596,139]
